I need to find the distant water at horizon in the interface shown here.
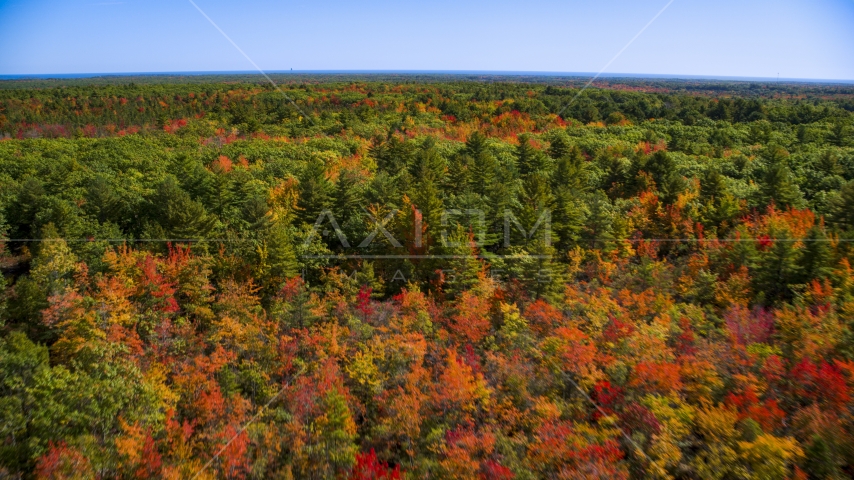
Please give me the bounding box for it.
[2,70,853,84]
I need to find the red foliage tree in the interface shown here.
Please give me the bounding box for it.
[349,449,401,480]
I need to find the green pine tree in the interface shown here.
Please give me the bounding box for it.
[552,146,587,192]
[550,146,589,251]
[7,177,46,241]
[799,225,834,283]
[829,121,850,147]
[515,134,550,177]
[437,224,484,298]
[699,167,742,231]
[830,180,854,230]
[413,142,448,185]
[547,134,571,160]
[465,131,489,157]
[504,240,563,302]
[83,175,126,226]
[370,135,417,173]
[255,222,299,297]
[757,145,803,208]
[332,169,367,242]
[448,153,473,195]
[471,150,498,198]
[297,158,334,226]
[513,173,555,249]
[582,191,616,251]
[700,167,727,203]
[410,146,447,244]
[754,226,802,305]
[146,176,218,241]
[634,150,685,203]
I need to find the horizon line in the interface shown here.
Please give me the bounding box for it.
[2,69,853,85]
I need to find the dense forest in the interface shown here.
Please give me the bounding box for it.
[0,77,853,479]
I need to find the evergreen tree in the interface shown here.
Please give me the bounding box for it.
[369,136,416,173]
[83,175,126,227]
[365,171,401,209]
[551,147,589,251]
[552,146,587,193]
[525,239,563,301]
[798,225,834,283]
[297,158,334,226]
[829,121,850,147]
[634,150,685,203]
[255,222,299,296]
[0,214,6,327]
[583,192,616,250]
[447,152,473,195]
[830,180,854,230]
[175,154,215,200]
[515,134,549,177]
[146,176,218,240]
[513,173,555,249]
[748,120,773,144]
[7,177,46,241]
[753,226,802,305]
[411,179,443,244]
[235,179,271,232]
[447,132,492,196]
[436,225,484,299]
[332,169,366,242]
[482,167,513,248]
[470,149,498,198]
[204,158,236,218]
[816,149,844,177]
[410,146,446,243]
[699,167,742,230]
[502,170,564,298]
[726,226,760,273]
[465,131,489,158]
[413,141,447,185]
[503,239,563,301]
[552,194,587,252]
[757,145,803,208]
[700,167,727,203]
[0,331,52,470]
[547,134,571,160]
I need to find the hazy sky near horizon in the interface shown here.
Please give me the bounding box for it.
[0,0,852,79]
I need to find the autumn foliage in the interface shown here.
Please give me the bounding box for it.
[1,78,854,479]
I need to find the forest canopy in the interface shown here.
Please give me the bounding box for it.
[0,76,853,478]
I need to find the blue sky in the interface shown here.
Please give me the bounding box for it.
[0,0,852,79]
